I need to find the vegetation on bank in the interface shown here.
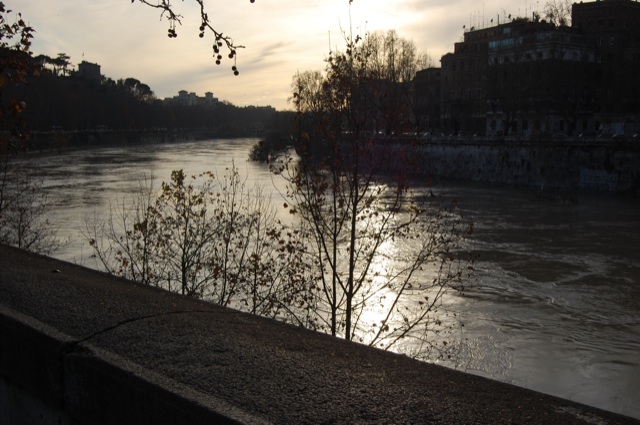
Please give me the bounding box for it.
[84,164,471,358]
[0,2,61,255]
[6,65,294,139]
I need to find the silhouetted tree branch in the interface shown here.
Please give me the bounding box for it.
[135,0,250,75]
[0,1,37,149]
[136,0,356,75]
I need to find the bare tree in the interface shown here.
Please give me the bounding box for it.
[353,30,428,135]
[85,175,164,286]
[284,30,471,357]
[0,162,62,255]
[543,0,572,27]
[86,166,316,324]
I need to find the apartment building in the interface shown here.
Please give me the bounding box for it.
[425,0,640,138]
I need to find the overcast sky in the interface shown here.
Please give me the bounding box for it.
[17,0,542,110]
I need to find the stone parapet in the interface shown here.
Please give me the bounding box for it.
[1,244,638,424]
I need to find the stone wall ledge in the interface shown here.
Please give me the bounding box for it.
[1,244,638,424]
[383,139,640,194]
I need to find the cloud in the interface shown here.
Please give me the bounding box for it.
[18,0,535,110]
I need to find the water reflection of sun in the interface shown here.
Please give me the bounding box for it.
[354,238,398,345]
[351,201,468,357]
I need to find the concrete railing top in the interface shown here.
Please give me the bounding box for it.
[1,244,638,424]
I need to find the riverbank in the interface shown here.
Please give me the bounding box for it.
[386,138,640,195]
[289,135,640,195]
[14,132,640,195]
[2,244,639,424]
[20,128,265,152]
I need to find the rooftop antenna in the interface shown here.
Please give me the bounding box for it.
[483,2,485,29]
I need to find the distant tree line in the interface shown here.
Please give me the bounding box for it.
[5,58,293,140]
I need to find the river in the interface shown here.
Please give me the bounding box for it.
[10,138,640,419]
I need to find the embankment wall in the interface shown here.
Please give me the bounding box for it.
[1,244,639,424]
[387,140,640,194]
